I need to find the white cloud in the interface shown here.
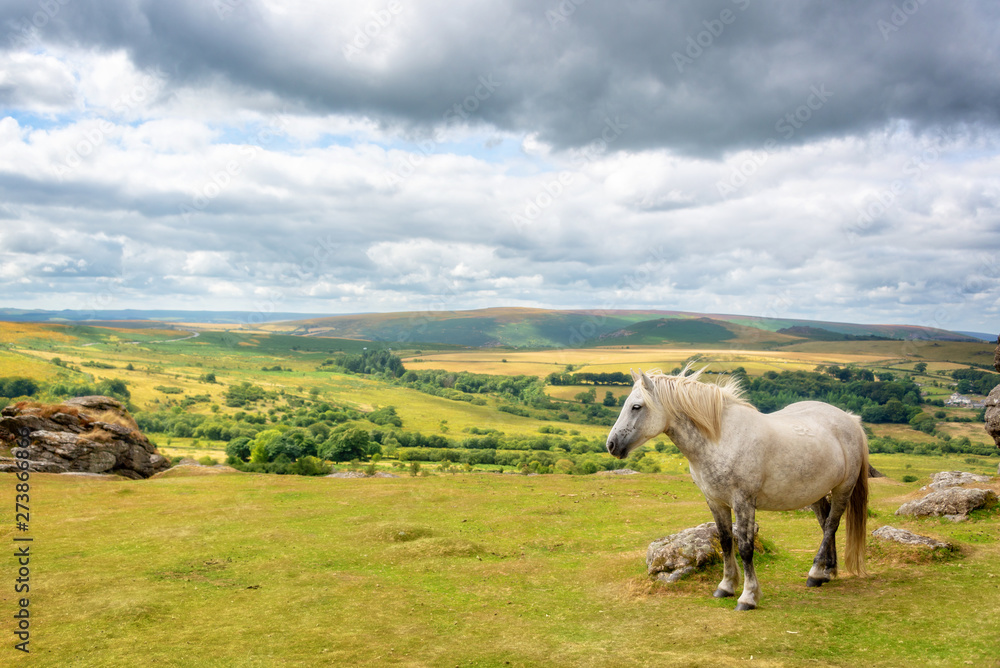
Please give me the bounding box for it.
[0,2,998,331]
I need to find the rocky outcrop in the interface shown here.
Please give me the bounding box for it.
[895,487,998,520]
[647,521,761,583]
[871,526,953,551]
[0,396,168,479]
[995,334,1000,373]
[927,471,992,491]
[986,335,1000,449]
[986,385,1000,449]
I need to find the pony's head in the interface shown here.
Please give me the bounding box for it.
[606,365,749,458]
[605,368,670,459]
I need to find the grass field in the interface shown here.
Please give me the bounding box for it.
[3,457,999,667]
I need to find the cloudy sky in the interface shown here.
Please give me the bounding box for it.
[1,0,999,333]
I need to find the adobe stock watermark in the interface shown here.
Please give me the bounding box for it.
[232,225,386,333]
[877,0,929,41]
[213,0,247,20]
[179,112,289,223]
[546,0,587,30]
[384,74,502,186]
[6,0,71,48]
[343,1,403,61]
[509,115,629,231]
[395,282,466,344]
[672,0,751,74]
[900,253,998,358]
[563,244,671,347]
[843,137,942,244]
[52,71,166,180]
[716,84,833,198]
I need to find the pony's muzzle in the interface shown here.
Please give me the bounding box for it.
[606,437,626,459]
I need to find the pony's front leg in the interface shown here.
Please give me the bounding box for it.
[706,501,738,599]
[733,500,760,611]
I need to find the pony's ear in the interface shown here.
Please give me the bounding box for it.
[639,369,654,392]
[630,368,640,382]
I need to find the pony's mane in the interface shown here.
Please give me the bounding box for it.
[639,364,755,441]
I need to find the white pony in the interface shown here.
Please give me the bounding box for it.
[606,366,869,610]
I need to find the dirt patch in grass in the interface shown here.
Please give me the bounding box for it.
[151,464,241,478]
[388,536,484,559]
[369,523,436,543]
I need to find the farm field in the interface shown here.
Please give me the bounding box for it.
[401,346,897,378]
[2,457,999,667]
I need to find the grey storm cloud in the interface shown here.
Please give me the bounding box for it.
[2,0,999,156]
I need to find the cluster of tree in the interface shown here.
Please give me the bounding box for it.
[822,366,880,382]
[868,435,997,458]
[546,371,632,386]
[51,378,131,401]
[367,405,402,427]
[332,349,405,377]
[0,376,132,408]
[951,368,999,395]
[224,425,383,467]
[224,381,269,407]
[394,446,631,474]
[137,400,363,442]
[742,370,922,422]
[397,368,545,402]
[0,377,40,399]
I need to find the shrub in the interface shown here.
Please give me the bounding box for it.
[292,456,332,476]
[225,436,252,462]
[225,382,266,407]
[902,475,918,483]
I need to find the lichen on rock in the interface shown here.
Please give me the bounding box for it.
[0,396,169,479]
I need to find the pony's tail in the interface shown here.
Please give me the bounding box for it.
[844,427,869,577]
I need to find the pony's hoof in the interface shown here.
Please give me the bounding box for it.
[806,577,828,588]
[735,602,756,611]
[713,588,734,599]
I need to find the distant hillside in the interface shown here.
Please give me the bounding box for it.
[0,308,326,324]
[775,326,893,342]
[262,307,979,348]
[1,305,979,348]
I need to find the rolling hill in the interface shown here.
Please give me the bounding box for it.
[261,308,979,348]
[1,306,979,349]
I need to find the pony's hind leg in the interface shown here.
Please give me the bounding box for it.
[706,501,738,599]
[807,490,850,587]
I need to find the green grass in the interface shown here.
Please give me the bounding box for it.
[5,455,1000,667]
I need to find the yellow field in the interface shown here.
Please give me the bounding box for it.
[155,436,228,462]
[0,350,68,381]
[402,346,894,378]
[784,339,996,365]
[935,420,997,445]
[0,321,77,344]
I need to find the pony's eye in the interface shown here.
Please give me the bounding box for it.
[631,404,642,411]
